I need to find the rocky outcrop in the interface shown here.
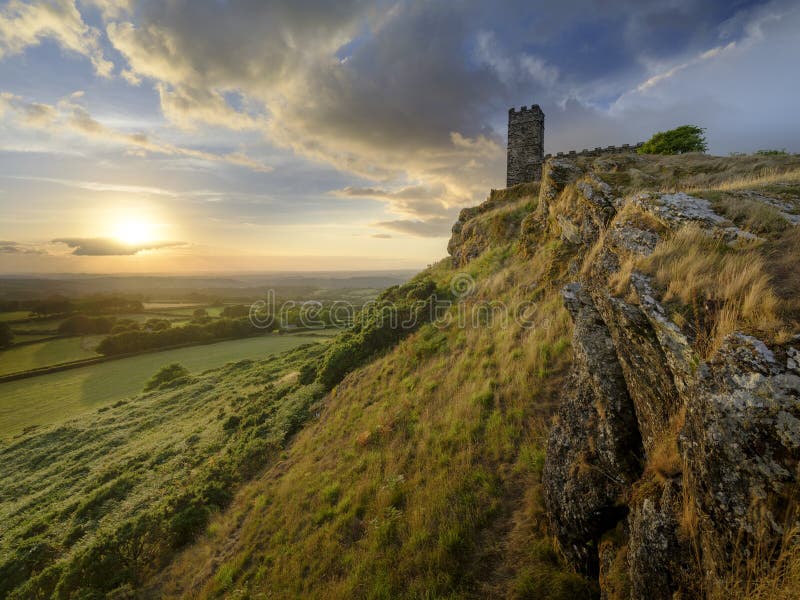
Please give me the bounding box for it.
[683,333,800,581]
[447,154,800,598]
[448,183,538,267]
[532,157,800,598]
[543,283,643,575]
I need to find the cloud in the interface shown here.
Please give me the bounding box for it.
[0,0,113,76]
[79,0,131,19]
[0,92,273,171]
[0,241,45,254]
[371,233,392,239]
[0,174,179,196]
[92,0,800,236]
[606,0,800,152]
[3,0,799,248]
[53,237,184,256]
[475,30,559,88]
[372,218,453,238]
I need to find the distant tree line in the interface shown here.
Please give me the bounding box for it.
[0,295,145,317]
[96,317,261,355]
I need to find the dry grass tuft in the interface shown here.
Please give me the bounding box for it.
[715,527,800,600]
[645,408,684,484]
[691,167,800,193]
[641,225,782,356]
[707,194,791,235]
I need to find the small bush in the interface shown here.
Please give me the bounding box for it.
[144,363,190,391]
[0,322,13,348]
[755,149,789,156]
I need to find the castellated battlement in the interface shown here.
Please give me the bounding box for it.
[544,142,643,159]
[508,104,545,116]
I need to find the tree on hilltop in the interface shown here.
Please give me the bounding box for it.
[638,125,708,155]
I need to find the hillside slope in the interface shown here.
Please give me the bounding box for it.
[149,153,799,598]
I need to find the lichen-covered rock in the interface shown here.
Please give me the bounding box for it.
[586,253,682,451]
[631,191,761,244]
[473,153,800,597]
[447,185,538,266]
[543,283,643,575]
[682,333,800,577]
[538,158,583,217]
[627,479,692,600]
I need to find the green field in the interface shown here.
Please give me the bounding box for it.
[0,334,328,438]
[9,317,63,333]
[9,333,58,344]
[0,311,31,322]
[0,336,103,376]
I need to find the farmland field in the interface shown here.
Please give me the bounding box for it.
[0,334,329,439]
[0,311,31,322]
[0,335,104,376]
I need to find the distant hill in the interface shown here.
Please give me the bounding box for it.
[0,271,416,301]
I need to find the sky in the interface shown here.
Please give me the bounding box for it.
[0,0,798,274]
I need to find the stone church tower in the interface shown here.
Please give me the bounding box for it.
[507,105,544,186]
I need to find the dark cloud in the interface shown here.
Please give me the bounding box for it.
[53,237,183,256]
[373,218,453,238]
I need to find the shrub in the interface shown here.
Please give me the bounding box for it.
[144,318,171,332]
[222,304,250,318]
[144,363,190,391]
[0,322,13,348]
[315,277,441,389]
[638,125,708,155]
[58,314,115,335]
[98,317,257,355]
[755,149,789,156]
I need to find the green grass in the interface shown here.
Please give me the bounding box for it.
[0,336,104,376]
[0,311,31,322]
[10,333,58,344]
[150,233,588,598]
[0,334,327,439]
[9,317,64,333]
[0,342,329,599]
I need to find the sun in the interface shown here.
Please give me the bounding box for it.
[113,218,156,245]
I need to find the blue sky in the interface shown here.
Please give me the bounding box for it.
[0,0,798,273]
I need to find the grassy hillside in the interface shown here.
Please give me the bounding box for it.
[0,342,331,599]
[0,334,328,439]
[149,186,596,599]
[146,153,800,599]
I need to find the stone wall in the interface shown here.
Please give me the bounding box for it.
[507,105,544,187]
[544,142,643,160]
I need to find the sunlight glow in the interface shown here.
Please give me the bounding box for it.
[113,218,157,245]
